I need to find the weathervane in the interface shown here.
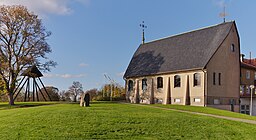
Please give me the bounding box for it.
[219,5,228,23]
[140,21,147,44]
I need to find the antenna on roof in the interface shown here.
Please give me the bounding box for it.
[219,5,228,23]
[250,52,252,64]
[140,21,147,44]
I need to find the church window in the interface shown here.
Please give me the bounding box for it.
[174,75,181,88]
[142,78,147,91]
[193,73,201,86]
[213,72,216,85]
[128,80,133,91]
[157,77,163,89]
[231,44,235,52]
[218,73,221,85]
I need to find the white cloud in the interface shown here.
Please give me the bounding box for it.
[213,0,232,8]
[79,63,89,67]
[0,0,90,17]
[44,73,86,79]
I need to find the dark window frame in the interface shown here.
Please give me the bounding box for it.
[193,73,201,86]
[213,72,216,85]
[218,73,221,85]
[128,80,133,91]
[142,78,147,91]
[174,75,181,88]
[157,77,163,89]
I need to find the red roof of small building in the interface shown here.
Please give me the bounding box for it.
[243,58,256,67]
[241,62,256,70]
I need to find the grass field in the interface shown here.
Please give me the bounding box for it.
[0,102,256,139]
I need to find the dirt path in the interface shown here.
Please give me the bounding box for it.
[129,103,256,125]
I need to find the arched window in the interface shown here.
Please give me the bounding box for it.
[174,75,181,88]
[142,78,147,91]
[128,80,133,91]
[157,77,163,89]
[193,73,201,86]
[231,44,235,52]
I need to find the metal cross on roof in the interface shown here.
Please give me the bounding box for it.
[140,21,147,44]
[219,5,228,23]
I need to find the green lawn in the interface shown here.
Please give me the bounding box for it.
[0,102,256,139]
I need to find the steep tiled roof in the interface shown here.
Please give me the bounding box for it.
[124,21,235,78]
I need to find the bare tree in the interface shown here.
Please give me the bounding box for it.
[85,88,98,101]
[0,5,56,105]
[39,86,59,101]
[68,81,83,102]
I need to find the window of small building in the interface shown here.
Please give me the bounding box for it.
[241,105,250,115]
[142,78,147,91]
[174,98,181,103]
[157,77,163,89]
[246,70,250,79]
[240,85,245,95]
[213,72,216,85]
[254,72,256,80]
[231,44,235,52]
[246,86,250,94]
[174,75,181,88]
[128,80,133,91]
[218,73,221,85]
[193,73,201,86]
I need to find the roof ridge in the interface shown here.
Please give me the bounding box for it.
[241,62,256,69]
[143,21,234,45]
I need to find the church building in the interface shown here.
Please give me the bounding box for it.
[124,21,240,112]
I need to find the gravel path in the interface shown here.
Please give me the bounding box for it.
[130,103,256,125]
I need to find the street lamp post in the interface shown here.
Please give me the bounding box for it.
[250,85,254,116]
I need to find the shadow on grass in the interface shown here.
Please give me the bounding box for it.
[0,102,58,110]
[91,101,126,104]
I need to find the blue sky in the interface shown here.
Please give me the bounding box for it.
[1,0,256,91]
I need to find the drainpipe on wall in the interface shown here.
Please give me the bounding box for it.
[124,79,128,102]
[136,79,140,104]
[202,69,207,107]
[151,78,154,104]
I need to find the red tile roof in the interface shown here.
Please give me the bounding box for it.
[244,58,256,67]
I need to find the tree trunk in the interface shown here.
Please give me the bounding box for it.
[74,95,77,102]
[8,93,15,105]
